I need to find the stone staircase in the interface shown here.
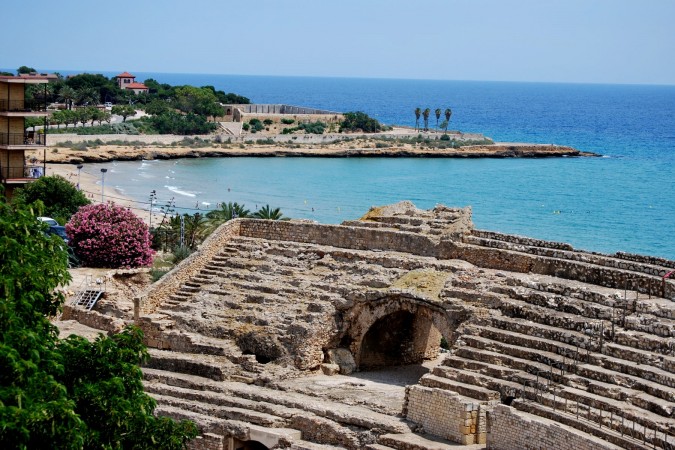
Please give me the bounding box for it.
[143,367,468,449]
[424,271,675,448]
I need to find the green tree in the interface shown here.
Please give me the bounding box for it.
[111,105,136,122]
[253,205,289,220]
[423,108,430,131]
[440,120,449,134]
[58,85,76,110]
[76,87,100,107]
[205,202,250,233]
[51,110,66,129]
[0,196,199,449]
[77,107,92,127]
[13,175,90,224]
[174,86,223,119]
[435,108,441,129]
[414,107,421,131]
[444,108,452,133]
[24,117,43,132]
[17,65,36,74]
[145,99,170,116]
[339,111,382,133]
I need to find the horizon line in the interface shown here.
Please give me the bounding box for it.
[2,67,674,88]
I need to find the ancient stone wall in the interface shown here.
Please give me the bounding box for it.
[442,240,675,300]
[239,220,439,256]
[472,230,574,251]
[186,433,225,450]
[405,385,488,445]
[140,219,241,314]
[61,305,125,334]
[486,405,622,450]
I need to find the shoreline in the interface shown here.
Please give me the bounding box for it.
[32,142,599,165]
[46,163,153,224]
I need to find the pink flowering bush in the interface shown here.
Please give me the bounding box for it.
[66,203,154,268]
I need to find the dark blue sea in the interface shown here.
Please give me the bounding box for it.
[73,72,675,259]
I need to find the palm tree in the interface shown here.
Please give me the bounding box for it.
[205,201,250,233]
[435,108,441,129]
[59,86,76,110]
[253,205,289,220]
[414,108,421,131]
[76,87,100,107]
[444,108,452,134]
[422,108,430,131]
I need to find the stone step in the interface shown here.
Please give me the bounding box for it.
[153,403,223,431]
[461,333,675,393]
[472,324,675,385]
[378,432,479,450]
[433,365,530,399]
[365,444,397,450]
[418,374,499,402]
[144,348,236,381]
[512,399,659,450]
[142,368,412,435]
[489,315,674,361]
[437,358,673,431]
[468,233,673,279]
[149,392,287,427]
[291,441,349,449]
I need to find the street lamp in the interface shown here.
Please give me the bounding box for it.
[76,164,83,190]
[149,190,156,228]
[100,168,108,203]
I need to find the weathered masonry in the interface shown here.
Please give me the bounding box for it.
[70,202,674,449]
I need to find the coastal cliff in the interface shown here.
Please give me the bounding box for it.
[33,142,597,164]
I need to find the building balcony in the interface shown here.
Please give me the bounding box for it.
[1,164,44,185]
[0,99,48,114]
[0,132,46,147]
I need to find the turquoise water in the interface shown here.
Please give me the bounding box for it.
[79,75,675,259]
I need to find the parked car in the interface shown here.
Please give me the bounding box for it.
[104,102,113,110]
[46,225,69,245]
[38,216,59,226]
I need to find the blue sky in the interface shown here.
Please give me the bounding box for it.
[4,0,674,84]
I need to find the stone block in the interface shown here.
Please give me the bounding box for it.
[325,348,356,375]
[320,363,340,376]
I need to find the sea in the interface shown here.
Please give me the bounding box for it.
[70,73,675,260]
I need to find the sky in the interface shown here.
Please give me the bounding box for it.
[3,0,674,85]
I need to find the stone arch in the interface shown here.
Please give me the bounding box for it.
[342,295,455,370]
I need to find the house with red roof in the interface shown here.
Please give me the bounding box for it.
[115,72,149,95]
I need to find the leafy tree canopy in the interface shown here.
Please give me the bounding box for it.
[17,66,37,74]
[0,195,197,448]
[340,111,382,133]
[13,175,90,224]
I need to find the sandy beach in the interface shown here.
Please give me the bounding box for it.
[46,163,151,222]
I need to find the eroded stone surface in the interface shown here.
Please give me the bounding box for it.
[66,202,674,449]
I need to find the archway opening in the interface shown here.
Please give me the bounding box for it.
[358,308,443,371]
[234,440,268,450]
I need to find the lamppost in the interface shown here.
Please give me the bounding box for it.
[100,168,108,203]
[149,190,156,229]
[76,164,83,190]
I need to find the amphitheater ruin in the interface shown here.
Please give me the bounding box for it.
[63,202,675,450]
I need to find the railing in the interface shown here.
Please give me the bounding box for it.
[0,165,44,182]
[0,99,48,112]
[0,133,46,146]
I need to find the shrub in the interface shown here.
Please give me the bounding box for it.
[263,118,273,125]
[242,123,250,131]
[340,111,382,133]
[13,175,91,224]
[298,121,326,134]
[281,118,295,124]
[440,134,450,141]
[67,203,154,268]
